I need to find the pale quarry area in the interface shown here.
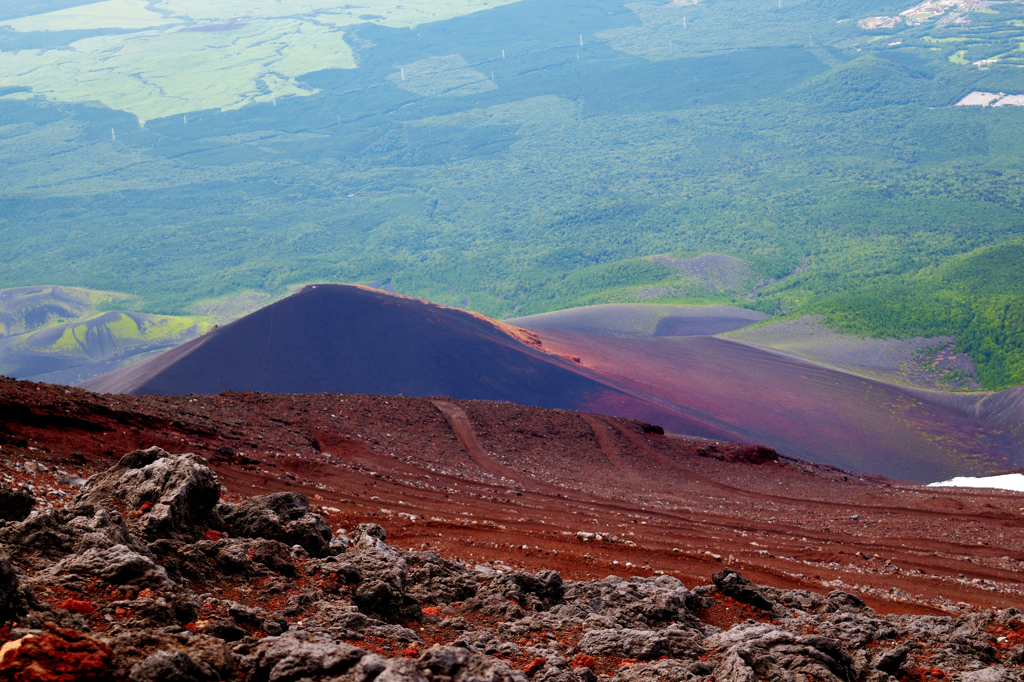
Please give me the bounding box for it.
[858,0,978,30]
[956,91,1024,106]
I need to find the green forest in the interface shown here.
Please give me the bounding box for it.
[2,0,1024,388]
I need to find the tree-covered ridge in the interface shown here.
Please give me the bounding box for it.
[0,0,1023,388]
[793,243,1024,390]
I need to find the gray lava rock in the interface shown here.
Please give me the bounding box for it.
[771,588,826,613]
[73,447,221,541]
[404,550,478,605]
[819,611,895,648]
[579,628,671,660]
[712,568,775,611]
[352,523,391,552]
[170,537,266,581]
[709,624,855,682]
[315,546,411,619]
[962,668,1013,682]
[68,507,138,553]
[0,548,19,613]
[43,543,172,588]
[417,645,528,682]
[221,492,332,557]
[823,590,872,615]
[368,623,423,643]
[564,574,693,629]
[109,631,234,682]
[246,630,366,682]
[252,539,297,576]
[491,569,565,611]
[611,659,713,682]
[373,658,429,682]
[873,645,910,675]
[0,483,35,522]
[129,650,219,682]
[0,508,77,566]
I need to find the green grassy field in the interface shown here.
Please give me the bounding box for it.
[1,0,1024,389]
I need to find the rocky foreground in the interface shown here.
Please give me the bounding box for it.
[0,448,1021,682]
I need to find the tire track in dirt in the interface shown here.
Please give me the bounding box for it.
[432,400,561,493]
[581,413,638,478]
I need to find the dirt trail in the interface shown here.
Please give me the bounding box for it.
[432,399,559,492]
[581,413,637,476]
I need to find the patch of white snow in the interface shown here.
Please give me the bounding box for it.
[927,473,1024,492]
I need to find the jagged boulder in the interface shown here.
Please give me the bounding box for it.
[108,630,235,681]
[490,569,565,611]
[0,483,34,522]
[41,544,173,589]
[417,646,528,682]
[353,522,391,552]
[220,492,332,557]
[822,590,872,615]
[307,523,418,620]
[0,549,18,614]
[72,447,221,541]
[129,650,219,682]
[68,507,139,553]
[708,623,856,682]
[0,508,78,567]
[244,630,366,682]
[712,568,775,611]
[612,659,713,682]
[404,550,478,605]
[579,629,671,660]
[563,574,693,629]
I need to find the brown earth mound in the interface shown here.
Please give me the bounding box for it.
[1,376,1022,618]
[529,329,1024,483]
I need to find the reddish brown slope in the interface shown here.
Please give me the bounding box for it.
[2,377,1023,616]
[533,329,1023,483]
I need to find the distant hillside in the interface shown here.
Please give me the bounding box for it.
[0,285,207,384]
[510,302,766,338]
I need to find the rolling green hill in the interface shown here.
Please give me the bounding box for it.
[0,286,208,384]
[0,0,1023,389]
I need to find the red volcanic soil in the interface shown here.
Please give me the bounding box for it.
[3,376,1023,617]
[533,329,1024,483]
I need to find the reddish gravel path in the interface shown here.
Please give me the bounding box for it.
[1,376,1022,618]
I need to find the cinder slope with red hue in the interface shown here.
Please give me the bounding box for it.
[532,330,1024,483]
[2,376,1023,617]
[80,284,745,443]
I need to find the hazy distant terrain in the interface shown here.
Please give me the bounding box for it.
[0,285,207,383]
[1,0,1023,388]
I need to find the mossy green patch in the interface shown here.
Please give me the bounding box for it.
[949,49,969,64]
